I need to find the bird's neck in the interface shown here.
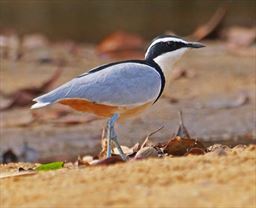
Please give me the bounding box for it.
[151,49,187,82]
[152,53,179,82]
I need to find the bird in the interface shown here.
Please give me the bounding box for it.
[31,35,205,160]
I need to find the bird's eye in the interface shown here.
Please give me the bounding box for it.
[167,41,176,48]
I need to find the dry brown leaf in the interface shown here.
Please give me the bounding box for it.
[90,156,124,166]
[98,126,163,160]
[185,147,206,156]
[76,155,91,166]
[131,142,141,153]
[113,142,141,158]
[113,146,134,156]
[96,31,145,59]
[134,147,159,160]
[163,136,206,156]
[97,31,145,53]
[82,155,94,163]
[162,111,206,156]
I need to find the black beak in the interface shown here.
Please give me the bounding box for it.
[187,42,205,49]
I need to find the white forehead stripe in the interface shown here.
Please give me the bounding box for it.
[150,37,187,46]
[145,37,187,58]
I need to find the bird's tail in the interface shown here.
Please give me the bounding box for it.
[31,98,51,109]
[31,78,74,109]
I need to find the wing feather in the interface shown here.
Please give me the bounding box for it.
[33,62,162,107]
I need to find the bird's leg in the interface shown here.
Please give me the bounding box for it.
[106,114,119,158]
[112,136,127,161]
[106,113,127,161]
[106,121,112,158]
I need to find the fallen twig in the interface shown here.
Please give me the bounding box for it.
[188,6,227,41]
[141,126,164,149]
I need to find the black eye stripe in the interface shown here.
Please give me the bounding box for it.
[146,41,186,60]
[168,41,186,49]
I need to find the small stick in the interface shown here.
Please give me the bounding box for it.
[141,126,164,148]
[175,111,191,139]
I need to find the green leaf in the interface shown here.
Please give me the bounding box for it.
[36,162,64,171]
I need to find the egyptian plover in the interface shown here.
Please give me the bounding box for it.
[31,35,205,160]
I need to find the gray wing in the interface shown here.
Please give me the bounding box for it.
[33,62,162,107]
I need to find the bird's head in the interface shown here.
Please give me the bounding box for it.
[145,35,205,72]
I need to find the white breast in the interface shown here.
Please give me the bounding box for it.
[153,48,188,81]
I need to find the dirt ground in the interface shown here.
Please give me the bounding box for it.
[0,41,255,161]
[0,145,255,208]
[0,38,256,208]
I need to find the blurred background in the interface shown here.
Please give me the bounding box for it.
[0,0,255,41]
[0,0,255,163]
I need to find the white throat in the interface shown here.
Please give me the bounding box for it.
[153,48,187,81]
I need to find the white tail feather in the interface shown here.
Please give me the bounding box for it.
[31,102,50,109]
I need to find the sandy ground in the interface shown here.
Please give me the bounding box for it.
[0,145,255,208]
[0,41,255,161]
[0,28,255,208]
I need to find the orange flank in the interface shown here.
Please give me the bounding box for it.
[58,99,151,118]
